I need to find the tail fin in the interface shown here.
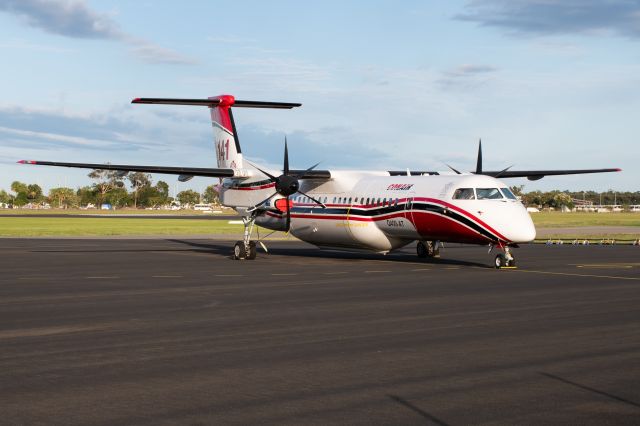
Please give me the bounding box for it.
[210,95,242,169]
[132,95,301,171]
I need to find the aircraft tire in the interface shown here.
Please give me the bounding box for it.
[233,241,246,260]
[416,241,428,258]
[247,241,257,260]
[494,253,506,269]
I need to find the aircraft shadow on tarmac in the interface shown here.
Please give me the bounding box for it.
[167,239,490,268]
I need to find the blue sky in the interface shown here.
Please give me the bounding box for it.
[0,0,638,195]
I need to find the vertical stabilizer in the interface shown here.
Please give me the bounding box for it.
[209,95,243,170]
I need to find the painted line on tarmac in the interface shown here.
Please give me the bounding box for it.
[365,270,391,273]
[576,265,633,269]
[271,273,298,276]
[324,272,348,275]
[514,269,640,281]
[411,268,432,272]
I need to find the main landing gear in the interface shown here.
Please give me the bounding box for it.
[417,240,440,259]
[491,243,516,269]
[233,215,258,260]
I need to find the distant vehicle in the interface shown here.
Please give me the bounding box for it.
[630,205,640,212]
[193,203,213,211]
[19,94,621,268]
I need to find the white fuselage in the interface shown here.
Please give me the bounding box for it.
[220,172,536,253]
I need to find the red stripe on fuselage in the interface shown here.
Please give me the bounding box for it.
[413,197,508,241]
[231,182,276,191]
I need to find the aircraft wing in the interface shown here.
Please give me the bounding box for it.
[17,160,333,180]
[17,160,236,178]
[481,168,621,181]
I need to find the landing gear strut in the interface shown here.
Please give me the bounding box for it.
[233,215,258,260]
[491,244,516,269]
[417,240,440,259]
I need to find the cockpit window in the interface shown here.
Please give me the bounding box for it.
[500,188,517,200]
[476,188,503,200]
[452,188,475,200]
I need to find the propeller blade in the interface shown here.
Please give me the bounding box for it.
[494,165,514,179]
[246,191,278,212]
[283,136,290,175]
[292,161,321,178]
[298,190,326,208]
[285,195,291,232]
[446,164,462,174]
[246,160,277,181]
[476,138,483,174]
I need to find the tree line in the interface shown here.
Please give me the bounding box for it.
[0,170,220,209]
[511,186,640,209]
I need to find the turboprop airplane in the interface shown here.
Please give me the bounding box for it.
[19,94,621,268]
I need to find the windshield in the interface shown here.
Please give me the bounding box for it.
[500,188,517,200]
[476,188,503,200]
[452,188,475,200]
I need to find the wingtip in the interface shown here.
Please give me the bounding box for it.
[17,160,34,164]
[616,168,622,172]
[131,98,141,104]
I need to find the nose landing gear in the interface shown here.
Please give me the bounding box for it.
[491,243,516,269]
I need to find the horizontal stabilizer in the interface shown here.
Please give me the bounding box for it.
[18,160,236,178]
[132,97,301,109]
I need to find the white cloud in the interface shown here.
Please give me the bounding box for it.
[0,0,196,65]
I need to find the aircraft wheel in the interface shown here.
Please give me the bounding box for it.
[233,241,246,260]
[416,241,428,258]
[494,253,506,269]
[247,241,257,260]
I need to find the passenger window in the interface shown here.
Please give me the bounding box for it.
[332,197,336,203]
[500,188,517,200]
[366,198,370,205]
[348,197,352,204]
[360,197,364,204]
[453,188,475,200]
[476,188,503,200]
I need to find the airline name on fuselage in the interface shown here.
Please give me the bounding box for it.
[387,183,414,191]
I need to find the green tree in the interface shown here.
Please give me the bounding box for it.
[48,187,78,208]
[177,189,200,206]
[26,184,43,203]
[88,169,126,207]
[128,172,151,208]
[11,181,29,206]
[77,186,98,207]
[202,184,220,204]
[0,189,13,205]
[106,187,130,208]
[510,185,524,198]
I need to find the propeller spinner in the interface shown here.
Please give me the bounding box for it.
[248,138,325,231]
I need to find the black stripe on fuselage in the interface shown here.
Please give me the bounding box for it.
[288,200,499,241]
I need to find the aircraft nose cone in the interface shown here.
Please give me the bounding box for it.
[507,211,536,243]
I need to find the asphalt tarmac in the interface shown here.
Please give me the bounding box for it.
[1,239,639,425]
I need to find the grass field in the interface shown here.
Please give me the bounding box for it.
[0,208,235,216]
[0,217,245,237]
[0,210,638,239]
[530,212,640,227]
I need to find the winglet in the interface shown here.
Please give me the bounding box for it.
[17,160,35,164]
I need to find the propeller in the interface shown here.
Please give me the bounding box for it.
[247,137,325,231]
[446,139,513,178]
[476,139,483,174]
